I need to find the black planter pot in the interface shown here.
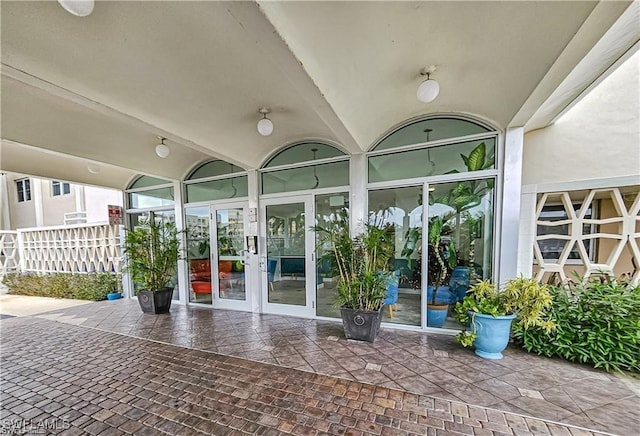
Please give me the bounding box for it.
[137,288,173,314]
[340,306,383,343]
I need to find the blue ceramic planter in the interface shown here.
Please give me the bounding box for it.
[426,304,448,327]
[107,292,122,300]
[471,312,517,359]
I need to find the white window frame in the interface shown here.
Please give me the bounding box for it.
[16,179,31,202]
[51,181,71,197]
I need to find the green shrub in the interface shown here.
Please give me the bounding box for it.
[2,272,121,301]
[512,276,640,373]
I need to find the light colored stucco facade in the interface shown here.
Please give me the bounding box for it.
[518,52,640,281]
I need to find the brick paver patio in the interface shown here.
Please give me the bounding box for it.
[1,299,638,435]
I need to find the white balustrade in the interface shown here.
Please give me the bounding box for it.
[0,231,19,275]
[17,222,122,275]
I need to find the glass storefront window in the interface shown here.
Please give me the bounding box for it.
[315,192,349,318]
[128,210,179,300]
[185,176,248,203]
[185,206,212,305]
[265,202,306,305]
[262,161,349,194]
[369,138,495,183]
[368,186,423,326]
[426,179,494,329]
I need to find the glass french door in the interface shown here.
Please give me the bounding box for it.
[261,196,315,317]
[211,202,251,311]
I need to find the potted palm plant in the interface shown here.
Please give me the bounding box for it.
[426,216,456,327]
[453,277,555,359]
[401,215,457,327]
[314,214,395,342]
[123,219,181,314]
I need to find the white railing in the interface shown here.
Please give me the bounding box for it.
[18,222,122,274]
[64,211,88,225]
[0,231,19,275]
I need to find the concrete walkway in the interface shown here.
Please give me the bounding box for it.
[0,294,91,317]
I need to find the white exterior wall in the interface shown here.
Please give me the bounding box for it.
[83,185,123,223]
[4,172,124,229]
[522,51,640,186]
[41,179,76,226]
[6,173,37,230]
[518,52,640,279]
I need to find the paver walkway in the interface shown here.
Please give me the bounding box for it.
[0,317,615,436]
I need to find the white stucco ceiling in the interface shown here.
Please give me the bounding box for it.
[1,1,637,189]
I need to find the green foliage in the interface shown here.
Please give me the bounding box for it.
[123,219,181,293]
[513,276,640,373]
[314,214,395,312]
[3,272,120,301]
[454,277,555,347]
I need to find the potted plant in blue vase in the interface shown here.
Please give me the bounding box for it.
[425,216,457,327]
[123,219,181,314]
[453,277,555,359]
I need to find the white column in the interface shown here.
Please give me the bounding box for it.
[247,169,261,313]
[0,173,11,230]
[74,184,86,214]
[349,153,367,236]
[517,191,538,277]
[498,127,524,285]
[173,180,187,304]
[33,178,44,227]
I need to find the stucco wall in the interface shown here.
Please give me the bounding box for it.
[84,186,123,223]
[522,51,640,186]
[41,180,76,226]
[6,174,36,229]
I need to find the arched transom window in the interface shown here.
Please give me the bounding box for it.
[184,160,247,203]
[261,142,349,194]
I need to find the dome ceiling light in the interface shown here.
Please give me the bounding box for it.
[155,137,170,158]
[417,65,440,103]
[57,0,94,17]
[87,162,101,174]
[257,107,274,136]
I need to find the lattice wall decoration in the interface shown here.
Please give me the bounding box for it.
[19,224,122,274]
[534,187,640,285]
[0,231,19,275]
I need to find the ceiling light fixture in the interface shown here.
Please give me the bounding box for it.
[87,162,101,174]
[155,137,170,158]
[417,65,440,103]
[257,108,274,136]
[57,0,94,17]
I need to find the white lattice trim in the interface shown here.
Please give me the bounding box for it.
[0,231,19,275]
[18,224,122,274]
[534,187,640,285]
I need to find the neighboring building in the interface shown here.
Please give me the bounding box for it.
[0,172,123,230]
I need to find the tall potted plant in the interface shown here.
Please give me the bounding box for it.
[425,216,456,327]
[123,219,181,314]
[401,215,456,327]
[454,277,555,359]
[314,215,395,342]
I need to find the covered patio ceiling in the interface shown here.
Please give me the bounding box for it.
[1,1,638,190]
